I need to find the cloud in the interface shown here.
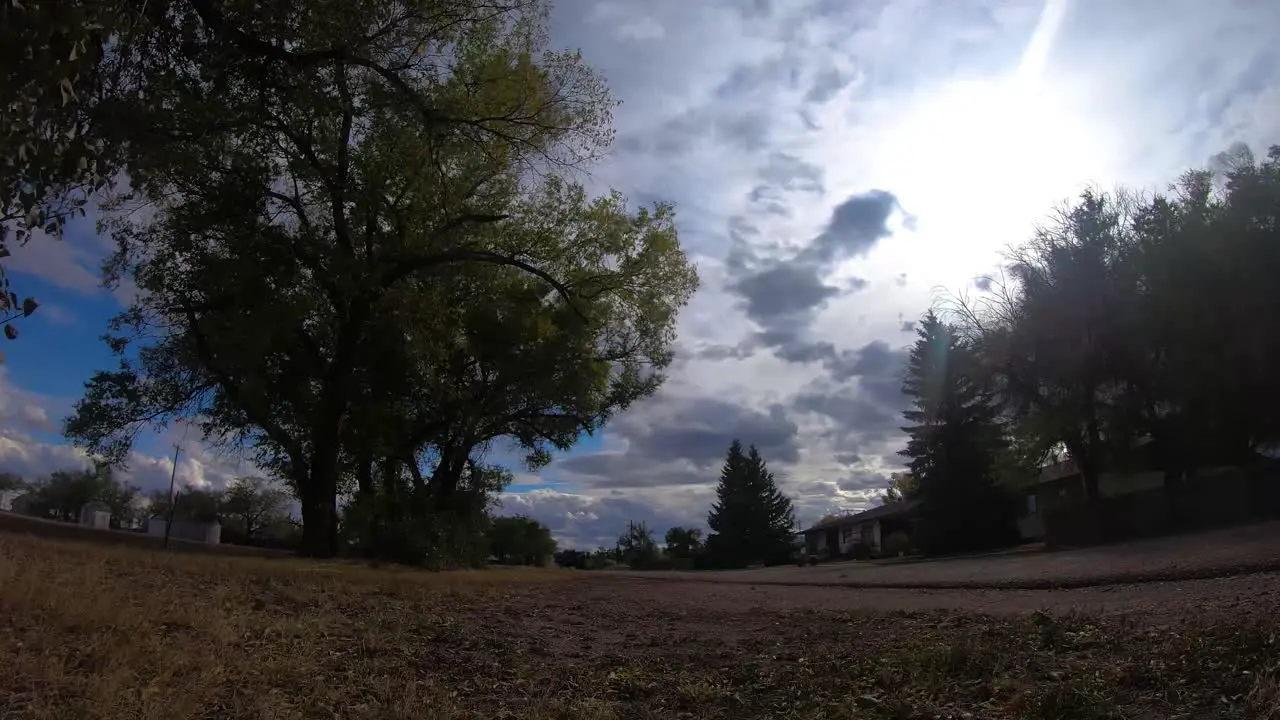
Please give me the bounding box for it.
[0,368,254,493]
[729,189,903,352]
[4,225,104,295]
[497,488,710,550]
[555,394,801,489]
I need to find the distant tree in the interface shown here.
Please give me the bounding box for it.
[880,472,918,504]
[0,471,24,491]
[900,312,1019,555]
[27,467,104,520]
[24,465,137,527]
[616,520,659,569]
[706,440,797,568]
[553,548,589,569]
[488,516,557,566]
[95,471,141,529]
[148,485,224,524]
[221,476,289,539]
[663,526,703,559]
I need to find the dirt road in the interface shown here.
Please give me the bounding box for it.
[600,570,1280,620]
[634,521,1280,589]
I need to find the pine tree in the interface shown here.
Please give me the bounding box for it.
[900,312,1019,555]
[706,439,797,567]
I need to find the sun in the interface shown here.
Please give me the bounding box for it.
[881,75,1106,284]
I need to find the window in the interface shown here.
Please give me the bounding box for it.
[1026,494,1038,514]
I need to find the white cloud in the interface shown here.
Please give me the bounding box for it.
[0,368,252,492]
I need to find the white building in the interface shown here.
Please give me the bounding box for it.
[145,516,222,544]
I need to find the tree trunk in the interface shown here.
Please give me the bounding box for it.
[299,440,341,558]
[356,458,373,498]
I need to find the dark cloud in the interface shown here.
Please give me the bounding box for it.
[695,343,755,362]
[804,67,851,103]
[797,190,900,266]
[793,391,898,442]
[794,480,839,497]
[714,59,793,101]
[729,189,901,354]
[738,0,773,21]
[785,339,912,458]
[837,471,887,493]
[833,452,862,466]
[556,397,801,489]
[974,275,994,291]
[625,102,775,158]
[733,263,841,324]
[746,185,792,216]
[759,152,824,194]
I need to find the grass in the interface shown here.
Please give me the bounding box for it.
[3,531,1280,719]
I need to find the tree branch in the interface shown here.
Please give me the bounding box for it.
[181,304,307,474]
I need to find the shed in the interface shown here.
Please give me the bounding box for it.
[78,501,112,530]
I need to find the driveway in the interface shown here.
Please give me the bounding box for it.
[634,521,1280,589]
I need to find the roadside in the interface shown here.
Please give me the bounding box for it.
[601,571,1280,621]
[630,521,1280,589]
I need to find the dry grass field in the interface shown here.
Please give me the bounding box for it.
[4,531,1280,719]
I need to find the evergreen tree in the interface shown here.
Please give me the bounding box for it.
[706,440,797,567]
[900,312,1019,555]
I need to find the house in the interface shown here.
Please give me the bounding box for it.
[800,500,920,559]
[0,490,24,512]
[1,491,36,516]
[1016,459,1166,540]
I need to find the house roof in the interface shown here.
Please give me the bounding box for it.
[801,499,920,534]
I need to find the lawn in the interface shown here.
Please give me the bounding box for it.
[2,532,1279,719]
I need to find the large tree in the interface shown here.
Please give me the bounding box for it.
[61,1,699,558]
[900,312,1018,555]
[706,440,796,568]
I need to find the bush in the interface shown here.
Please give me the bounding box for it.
[849,542,872,561]
[883,532,912,558]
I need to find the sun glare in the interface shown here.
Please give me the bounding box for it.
[882,74,1104,283]
[862,0,1115,286]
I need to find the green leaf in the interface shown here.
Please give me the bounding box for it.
[22,297,38,317]
[4,324,18,340]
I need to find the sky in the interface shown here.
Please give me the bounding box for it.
[2,0,1278,549]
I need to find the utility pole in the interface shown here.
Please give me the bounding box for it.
[163,442,182,549]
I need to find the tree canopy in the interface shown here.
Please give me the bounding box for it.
[880,472,917,505]
[947,145,1280,507]
[663,526,703,560]
[899,313,1019,555]
[52,0,699,560]
[706,440,796,568]
[616,520,659,569]
[488,515,556,566]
